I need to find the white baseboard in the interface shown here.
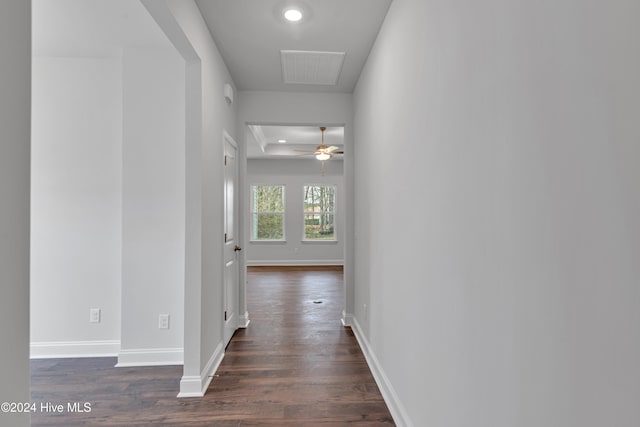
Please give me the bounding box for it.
[115,347,184,367]
[246,259,344,266]
[177,341,224,398]
[176,375,204,398]
[350,318,414,427]
[341,310,354,327]
[238,311,250,328]
[30,340,120,359]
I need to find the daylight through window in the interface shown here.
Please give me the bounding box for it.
[303,185,336,240]
[251,185,285,240]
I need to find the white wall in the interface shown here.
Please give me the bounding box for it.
[143,0,238,396]
[119,47,185,366]
[31,0,187,363]
[353,0,640,426]
[246,159,344,265]
[31,56,122,357]
[31,49,184,364]
[0,1,31,426]
[30,0,236,395]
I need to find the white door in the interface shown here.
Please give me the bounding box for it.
[223,132,240,347]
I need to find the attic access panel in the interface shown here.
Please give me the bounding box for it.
[280,50,346,85]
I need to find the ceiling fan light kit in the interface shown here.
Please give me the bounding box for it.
[313,126,343,176]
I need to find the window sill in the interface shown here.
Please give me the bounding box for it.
[301,240,339,245]
[250,240,287,244]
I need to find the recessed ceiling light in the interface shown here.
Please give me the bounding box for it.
[278,139,287,143]
[284,8,303,22]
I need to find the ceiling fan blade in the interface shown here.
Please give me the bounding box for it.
[326,146,340,152]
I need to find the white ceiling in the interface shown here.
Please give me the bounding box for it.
[195,0,393,93]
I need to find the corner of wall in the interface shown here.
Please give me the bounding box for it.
[177,341,224,398]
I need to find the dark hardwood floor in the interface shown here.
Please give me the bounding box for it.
[31,266,394,426]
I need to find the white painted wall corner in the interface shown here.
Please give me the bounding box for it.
[238,311,251,328]
[177,341,225,398]
[341,310,354,327]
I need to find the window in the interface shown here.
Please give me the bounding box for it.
[303,185,336,240]
[251,185,285,240]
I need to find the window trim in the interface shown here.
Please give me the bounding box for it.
[302,184,337,242]
[250,184,286,242]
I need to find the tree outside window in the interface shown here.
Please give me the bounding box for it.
[251,185,285,240]
[303,185,335,240]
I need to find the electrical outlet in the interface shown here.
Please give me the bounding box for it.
[363,303,368,321]
[89,308,101,323]
[158,314,170,329]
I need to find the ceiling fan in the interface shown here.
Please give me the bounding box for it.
[298,127,344,175]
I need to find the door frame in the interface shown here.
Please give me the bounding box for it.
[241,121,350,325]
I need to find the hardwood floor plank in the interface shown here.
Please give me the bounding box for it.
[30,267,394,426]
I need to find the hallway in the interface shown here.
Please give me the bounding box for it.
[31,267,393,426]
